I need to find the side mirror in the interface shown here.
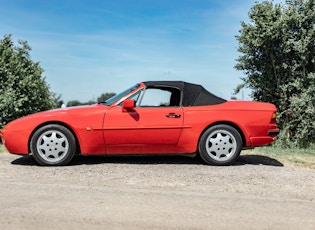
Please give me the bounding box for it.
[122,100,135,112]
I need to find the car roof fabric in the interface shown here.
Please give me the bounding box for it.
[143,81,226,106]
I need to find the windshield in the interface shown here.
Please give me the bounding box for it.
[101,83,140,105]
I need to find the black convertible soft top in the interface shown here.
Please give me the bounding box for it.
[143,81,226,106]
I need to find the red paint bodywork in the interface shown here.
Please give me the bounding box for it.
[0,82,279,157]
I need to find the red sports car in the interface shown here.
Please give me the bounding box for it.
[0,81,279,166]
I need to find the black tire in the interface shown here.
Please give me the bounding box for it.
[30,124,76,166]
[198,125,242,166]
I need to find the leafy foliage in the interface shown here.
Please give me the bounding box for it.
[0,35,54,129]
[235,0,315,147]
[51,92,64,108]
[66,100,95,107]
[97,93,116,103]
[65,93,116,107]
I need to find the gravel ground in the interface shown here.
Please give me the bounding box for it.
[0,152,314,229]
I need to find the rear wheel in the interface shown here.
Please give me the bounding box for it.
[198,125,242,166]
[30,124,76,166]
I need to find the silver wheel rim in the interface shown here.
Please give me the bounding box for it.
[205,129,237,162]
[36,130,69,163]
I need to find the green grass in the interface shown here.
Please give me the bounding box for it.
[244,146,315,169]
[0,143,7,153]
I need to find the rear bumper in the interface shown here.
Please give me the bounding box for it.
[250,128,280,147]
[250,136,276,147]
[267,129,280,137]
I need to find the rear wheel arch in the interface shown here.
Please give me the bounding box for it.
[28,122,81,155]
[197,122,245,166]
[199,121,246,148]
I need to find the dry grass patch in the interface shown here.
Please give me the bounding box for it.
[245,147,315,169]
[0,144,8,154]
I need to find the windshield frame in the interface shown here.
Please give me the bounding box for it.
[100,83,141,106]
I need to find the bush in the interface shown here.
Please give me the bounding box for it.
[0,35,54,128]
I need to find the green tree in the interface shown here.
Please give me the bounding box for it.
[65,92,116,107]
[97,92,116,103]
[51,92,64,108]
[235,0,283,105]
[66,100,84,107]
[66,99,96,107]
[0,35,54,128]
[235,0,315,147]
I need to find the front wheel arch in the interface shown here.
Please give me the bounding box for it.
[30,124,78,166]
[28,121,81,155]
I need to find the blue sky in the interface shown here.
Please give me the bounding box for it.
[1,0,283,103]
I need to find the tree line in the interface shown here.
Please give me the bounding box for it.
[55,92,116,108]
[235,0,315,147]
[1,0,315,148]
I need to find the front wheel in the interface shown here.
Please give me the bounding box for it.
[198,125,242,166]
[30,124,76,166]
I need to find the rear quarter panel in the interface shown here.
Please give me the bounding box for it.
[179,101,277,152]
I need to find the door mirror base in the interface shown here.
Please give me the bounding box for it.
[122,100,135,112]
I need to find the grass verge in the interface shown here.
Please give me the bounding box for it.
[0,143,7,154]
[244,146,315,169]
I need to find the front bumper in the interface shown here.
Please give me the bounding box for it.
[0,128,30,155]
[0,130,4,144]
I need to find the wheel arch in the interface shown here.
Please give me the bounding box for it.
[28,121,81,154]
[198,121,246,148]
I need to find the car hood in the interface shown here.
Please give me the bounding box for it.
[3,104,109,131]
[22,103,106,118]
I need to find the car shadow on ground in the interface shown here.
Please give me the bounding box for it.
[11,154,283,167]
[237,155,283,167]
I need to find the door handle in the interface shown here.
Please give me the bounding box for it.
[166,113,181,118]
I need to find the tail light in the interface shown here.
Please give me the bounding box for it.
[270,112,277,124]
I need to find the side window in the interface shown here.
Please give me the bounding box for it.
[128,89,143,106]
[117,89,143,106]
[139,87,180,107]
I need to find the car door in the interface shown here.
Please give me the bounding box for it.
[103,87,184,154]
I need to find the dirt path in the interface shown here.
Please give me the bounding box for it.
[0,152,314,229]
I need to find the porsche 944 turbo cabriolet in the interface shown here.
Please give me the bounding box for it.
[0,81,279,166]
